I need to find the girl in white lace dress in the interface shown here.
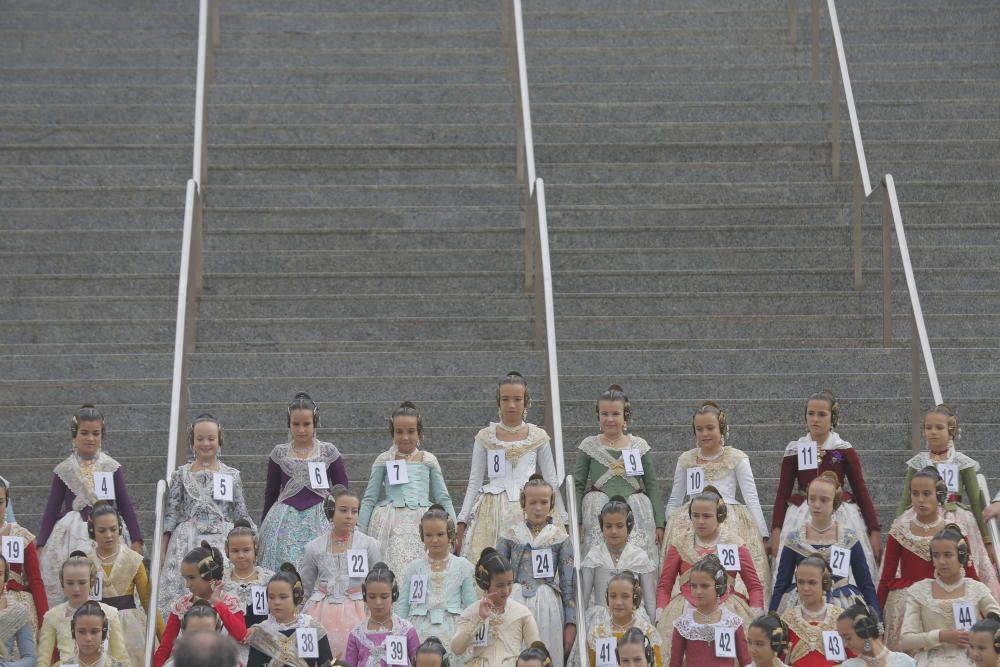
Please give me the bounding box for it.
[836,603,915,667]
[454,372,566,560]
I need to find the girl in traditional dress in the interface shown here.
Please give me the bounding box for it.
[451,548,539,667]
[778,555,843,667]
[585,571,663,667]
[345,563,420,667]
[580,497,658,622]
[158,413,253,618]
[836,603,915,667]
[899,524,1000,666]
[664,401,770,589]
[56,602,129,667]
[897,405,996,565]
[259,393,348,573]
[969,616,1000,667]
[497,474,576,664]
[771,472,880,616]
[300,485,381,660]
[746,613,792,667]
[359,402,456,577]
[153,541,246,667]
[397,506,475,666]
[247,563,333,667]
[38,552,129,667]
[518,642,551,667]
[771,391,880,576]
[454,372,566,560]
[0,477,46,633]
[0,553,36,667]
[413,637,449,667]
[575,385,664,565]
[878,467,987,649]
[655,487,763,641]
[668,555,751,667]
[222,519,274,665]
[38,405,143,606]
[616,627,656,667]
[87,503,161,666]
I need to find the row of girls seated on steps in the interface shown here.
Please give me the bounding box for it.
[7,374,1000,663]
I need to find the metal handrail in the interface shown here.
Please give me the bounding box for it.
[977,474,1000,580]
[145,0,217,652]
[565,474,588,667]
[143,480,169,666]
[788,0,943,449]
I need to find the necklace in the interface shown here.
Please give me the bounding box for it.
[693,608,719,624]
[935,575,964,592]
[331,530,352,546]
[230,567,258,583]
[929,447,951,460]
[77,654,103,667]
[395,449,419,461]
[698,448,724,462]
[858,646,888,665]
[808,520,835,535]
[602,433,626,449]
[608,545,624,565]
[496,421,526,434]
[97,547,119,563]
[694,535,718,549]
[290,442,316,459]
[610,618,633,633]
[912,515,943,531]
[428,555,449,571]
[800,603,828,621]
[369,618,392,632]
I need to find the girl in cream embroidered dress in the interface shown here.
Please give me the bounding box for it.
[899,577,1000,666]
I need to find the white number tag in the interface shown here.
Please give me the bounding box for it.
[714,627,736,658]
[307,462,329,490]
[296,627,319,658]
[94,472,116,500]
[595,637,616,667]
[89,571,104,600]
[937,463,959,493]
[622,449,644,477]
[386,460,409,486]
[2,536,24,564]
[954,600,975,630]
[822,630,846,661]
[686,466,705,496]
[471,619,489,647]
[797,442,818,470]
[487,450,506,479]
[409,575,428,605]
[531,548,554,579]
[213,473,233,502]
[830,545,850,578]
[251,585,269,616]
[385,635,408,666]
[347,549,369,578]
[717,544,740,570]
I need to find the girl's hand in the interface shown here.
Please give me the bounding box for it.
[563,624,577,657]
[453,523,466,555]
[940,629,969,646]
[769,528,781,558]
[655,527,664,546]
[130,541,143,555]
[869,530,883,563]
[478,594,496,621]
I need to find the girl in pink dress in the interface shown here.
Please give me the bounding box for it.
[345,563,420,667]
[668,555,751,666]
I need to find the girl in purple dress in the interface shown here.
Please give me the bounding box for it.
[345,563,420,667]
[38,405,143,606]
[259,393,348,572]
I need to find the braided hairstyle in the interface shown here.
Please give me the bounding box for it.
[419,504,456,542]
[517,642,552,667]
[971,615,1000,656]
[183,540,225,583]
[690,553,728,598]
[181,599,221,632]
[749,613,790,659]
[323,484,360,521]
[225,518,259,562]
[268,562,305,607]
[599,496,634,535]
[838,602,882,640]
[912,465,949,507]
[932,523,970,566]
[87,500,123,540]
[389,401,423,440]
[189,412,224,450]
[61,550,99,588]
[362,562,399,603]
[287,391,320,428]
[692,400,728,440]
[688,484,728,523]
[606,570,643,610]
[806,390,840,428]
[519,472,555,513]
[596,384,632,427]
[807,470,844,510]
[925,403,960,441]
[414,637,450,667]
[71,404,105,438]
[616,627,654,667]
[474,548,512,592]
[71,600,109,641]
[797,553,833,594]
[496,371,531,413]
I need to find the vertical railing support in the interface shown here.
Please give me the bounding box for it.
[880,185,892,344]
[852,161,863,291]
[831,57,841,182]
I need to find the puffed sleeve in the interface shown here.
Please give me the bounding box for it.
[664,461,686,517]
[641,450,665,529]
[899,588,940,652]
[850,540,881,619]
[961,467,991,544]
[841,449,880,532]
[771,453,798,530]
[457,440,486,523]
[358,461,386,530]
[877,534,902,608]
[735,457,769,537]
[112,467,144,543]
[536,441,568,522]
[329,455,349,489]
[261,457,282,522]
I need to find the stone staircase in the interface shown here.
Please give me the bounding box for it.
[523,0,1000,530]
[0,1,196,536]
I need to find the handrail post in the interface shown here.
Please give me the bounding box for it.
[531,191,544,349]
[210,0,220,49]
[810,0,820,80]
[143,480,169,667]
[880,184,892,343]
[977,474,1000,580]
[852,161,862,291]
[910,314,922,451]
[830,56,841,182]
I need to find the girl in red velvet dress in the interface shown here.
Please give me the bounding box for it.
[668,555,751,667]
[878,467,982,650]
[779,555,844,667]
[771,391,880,578]
[0,477,47,633]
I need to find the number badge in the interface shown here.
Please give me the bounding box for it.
[296,627,319,658]
[89,571,104,601]
[385,636,408,666]
[307,462,330,490]
[686,466,705,496]
[622,449,644,477]
[531,548,554,579]
[822,630,846,661]
[830,545,850,578]
[386,460,409,486]
[487,450,506,479]
[94,471,116,500]
[797,442,818,470]
[714,627,736,658]
[409,575,428,605]
[716,544,740,570]
[213,473,233,502]
[937,463,959,493]
[954,601,975,630]
[346,549,369,578]
[471,619,489,647]
[1,536,24,564]
[251,585,269,616]
[595,637,616,667]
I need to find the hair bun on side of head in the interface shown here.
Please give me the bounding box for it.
[69,550,89,559]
